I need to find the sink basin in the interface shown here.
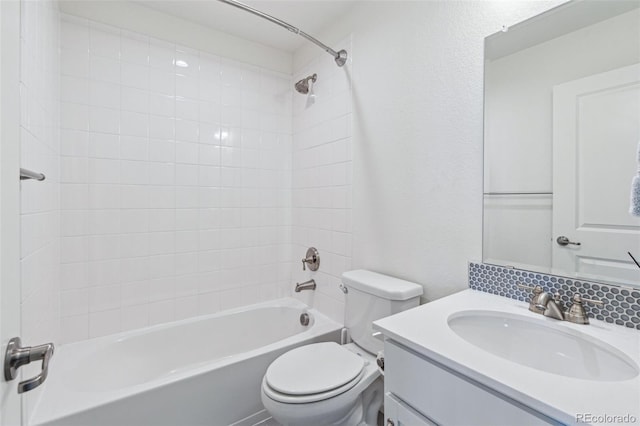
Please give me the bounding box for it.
[448,310,639,381]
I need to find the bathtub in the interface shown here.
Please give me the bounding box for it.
[30,298,342,426]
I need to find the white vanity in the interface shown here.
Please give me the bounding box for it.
[373,290,640,426]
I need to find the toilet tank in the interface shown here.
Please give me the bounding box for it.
[342,270,423,354]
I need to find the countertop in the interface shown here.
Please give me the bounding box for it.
[373,289,640,425]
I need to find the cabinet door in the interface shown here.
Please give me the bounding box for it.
[385,392,438,426]
[385,340,558,426]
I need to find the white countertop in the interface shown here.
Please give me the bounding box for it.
[373,289,640,426]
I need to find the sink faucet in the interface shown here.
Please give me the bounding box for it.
[536,291,565,321]
[517,283,603,324]
[517,284,564,320]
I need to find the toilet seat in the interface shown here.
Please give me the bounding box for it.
[263,342,367,404]
[263,368,366,404]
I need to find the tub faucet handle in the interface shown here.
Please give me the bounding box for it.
[301,247,320,271]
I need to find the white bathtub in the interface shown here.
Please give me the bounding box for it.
[30,298,342,426]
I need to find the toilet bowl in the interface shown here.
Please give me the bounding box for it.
[261,342,382,426]
[260,270,423,426]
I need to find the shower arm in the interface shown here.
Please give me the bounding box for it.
[217,0,348,67]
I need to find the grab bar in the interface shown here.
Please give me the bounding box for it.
[20,168,45,181]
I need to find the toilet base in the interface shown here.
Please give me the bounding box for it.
[261,377,383,426]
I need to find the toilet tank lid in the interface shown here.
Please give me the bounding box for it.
[341,270,423,300]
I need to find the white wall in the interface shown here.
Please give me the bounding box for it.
[19,0,60,417]
[58,15,292,343]
[483,8,639,270]
[293,1,565,302]
[291,36,353,323]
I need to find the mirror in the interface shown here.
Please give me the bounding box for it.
[483,0,640,287]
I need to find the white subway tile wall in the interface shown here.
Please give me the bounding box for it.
[20,0,61,350]
[59,15,293,343]
[291,37,353,323]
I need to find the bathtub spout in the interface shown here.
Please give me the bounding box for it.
[295,279,316,292]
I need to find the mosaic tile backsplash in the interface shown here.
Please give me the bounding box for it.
[468,262,640,330]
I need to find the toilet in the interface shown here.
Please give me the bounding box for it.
[261,270,423,426]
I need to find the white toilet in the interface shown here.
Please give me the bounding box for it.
[261,270,423,426]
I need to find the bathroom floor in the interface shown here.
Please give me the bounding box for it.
[254,411,385,425]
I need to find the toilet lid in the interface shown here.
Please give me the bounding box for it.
[262,369,366,404]
[265,342,365,396]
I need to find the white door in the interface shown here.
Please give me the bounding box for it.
[553,63,640,286]
[1,1,24,424]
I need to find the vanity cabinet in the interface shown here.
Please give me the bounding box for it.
[383,340,558,426]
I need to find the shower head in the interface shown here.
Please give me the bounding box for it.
[295,74,317,94]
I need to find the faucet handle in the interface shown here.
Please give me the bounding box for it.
[573,294,604,306]
[517,283,546,314]
[300,247,320,271]
[516,283,543,294]
[565,294,604,325]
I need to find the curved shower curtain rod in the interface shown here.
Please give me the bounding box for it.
[217,0,348,67]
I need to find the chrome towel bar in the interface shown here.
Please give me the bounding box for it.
[20,168,45,181]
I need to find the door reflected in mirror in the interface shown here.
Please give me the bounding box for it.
[483,0,640,287]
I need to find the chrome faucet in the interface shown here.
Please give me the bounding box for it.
[295,279,316,292]
[517,283,603,324]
